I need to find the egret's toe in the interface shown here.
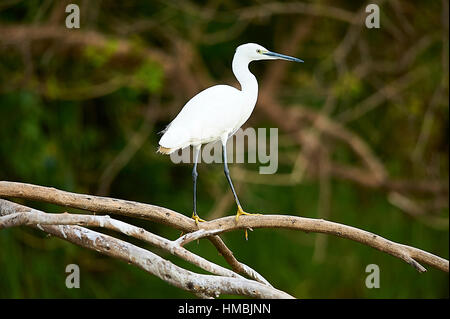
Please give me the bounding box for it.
[192,212,206,226]
[235,205,261,221]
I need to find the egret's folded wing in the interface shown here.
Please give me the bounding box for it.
[159,85,243,150]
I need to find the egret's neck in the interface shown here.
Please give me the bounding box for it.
[232,54,258,102]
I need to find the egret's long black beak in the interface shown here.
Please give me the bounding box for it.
[263,51,304,63]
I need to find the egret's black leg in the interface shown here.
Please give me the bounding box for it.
[222,143,241,208]
[192,154,198,214]
[222,143,260,229]
[192,146,205,225]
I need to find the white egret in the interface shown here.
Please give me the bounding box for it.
[158,43,303,229]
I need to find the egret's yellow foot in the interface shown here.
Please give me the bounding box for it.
[192,212,206,226]
[235,205,261,221]
[235,205,260,240]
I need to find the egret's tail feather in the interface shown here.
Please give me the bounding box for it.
[157,146,173,154]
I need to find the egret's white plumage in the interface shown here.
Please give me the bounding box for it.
[158,84,247,152]
[158,43,302,153]
[157,43,302,227]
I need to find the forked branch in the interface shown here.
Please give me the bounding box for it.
[0,181,448,299]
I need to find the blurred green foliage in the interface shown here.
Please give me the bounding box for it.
[0,0,448,298]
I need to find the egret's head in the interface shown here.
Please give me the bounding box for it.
[235,43,303,63]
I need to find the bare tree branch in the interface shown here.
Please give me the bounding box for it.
[0,203,244,280]
[0,181,271,285]
[1,181,448,277]
[0,199,290,298]
[178,214,448,273]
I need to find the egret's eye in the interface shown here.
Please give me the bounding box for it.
[256,49,261,54]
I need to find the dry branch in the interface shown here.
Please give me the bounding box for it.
[0,181,270,285]
[237,2,358,24]
[178,214,448,273]
[0,203,243,280]
[0,199,289,298]
[1,181,448,275]
[0,24,171,70]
